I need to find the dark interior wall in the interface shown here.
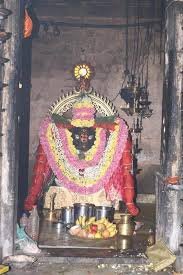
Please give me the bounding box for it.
[29,26,163,194]
[35,0,163,21]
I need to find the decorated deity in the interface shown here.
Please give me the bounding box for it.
[24,63,139,216]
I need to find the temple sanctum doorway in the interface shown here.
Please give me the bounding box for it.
[0,0,183,273]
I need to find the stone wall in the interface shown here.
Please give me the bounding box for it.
[30,27,163,193]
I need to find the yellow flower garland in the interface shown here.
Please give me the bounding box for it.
[71,118,95,128]
[46,123,119,187]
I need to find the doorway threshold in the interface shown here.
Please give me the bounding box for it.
[35,246,148,266]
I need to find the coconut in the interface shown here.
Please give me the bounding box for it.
[69,225,81,235]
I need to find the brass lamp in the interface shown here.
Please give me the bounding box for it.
[45,192,58,222]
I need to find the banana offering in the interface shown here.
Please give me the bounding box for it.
[0,265,9,274]
[71,216,117,239]
[76,216,95,227]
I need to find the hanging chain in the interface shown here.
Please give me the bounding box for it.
[124,0,129,76]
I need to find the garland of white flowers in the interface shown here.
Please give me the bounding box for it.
[40,117,128,194]
[51,122,117,181]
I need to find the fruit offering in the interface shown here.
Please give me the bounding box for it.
[69,216,117,239]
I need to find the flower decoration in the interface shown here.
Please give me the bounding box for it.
[71,96,96,127]
[74,63,93,80]
[39,93,128,196]
[39,117,128,194]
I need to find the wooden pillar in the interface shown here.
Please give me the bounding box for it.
[161,1,183,177]
[156,174,183,252]
[0,0,23,257]
[157,0,183,266]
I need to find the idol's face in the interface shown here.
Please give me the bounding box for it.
[70,127,96,152]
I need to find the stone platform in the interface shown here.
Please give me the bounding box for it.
[8,204,174,274]
[38,203,155,262]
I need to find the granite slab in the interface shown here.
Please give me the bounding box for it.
[38,220,118,249]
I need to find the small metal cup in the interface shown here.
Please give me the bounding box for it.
[73,203,90,222]
[53,221,65,234]
[95,206,114,222]
[60,207,74,225]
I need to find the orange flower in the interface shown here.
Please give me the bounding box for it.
[24,9,33,38]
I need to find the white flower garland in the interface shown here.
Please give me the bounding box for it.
[51,122,119,183]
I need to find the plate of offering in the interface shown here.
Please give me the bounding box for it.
[69,216,117,239]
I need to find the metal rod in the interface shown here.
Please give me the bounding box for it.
[133,0,140,76]
[124,0,129,75]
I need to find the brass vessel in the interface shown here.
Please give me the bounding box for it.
[118,236,132,250]
[45,193,58,222]
[117,213,135,236]
[147,229,155,246]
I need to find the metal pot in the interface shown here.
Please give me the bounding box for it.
[73,203,95,222]
[52,221,65,233]
[60,207,74,225]
[88,204,95,218]
[95,206,114,222]
[117,214,135,236]
[118,236,132,250]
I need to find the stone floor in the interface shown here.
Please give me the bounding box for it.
[4,203,177,274]
[7,262,174,275]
